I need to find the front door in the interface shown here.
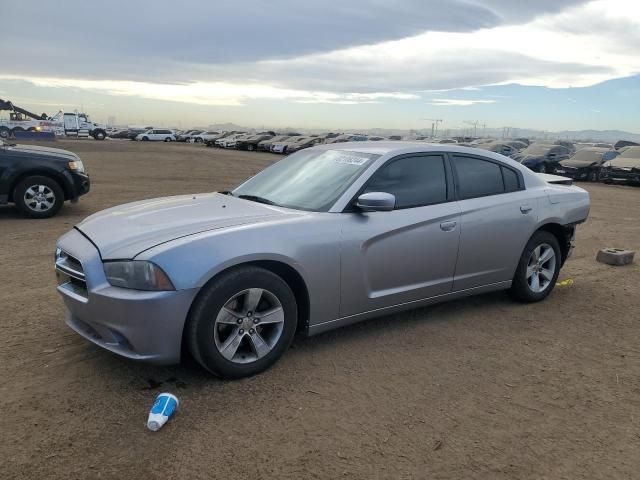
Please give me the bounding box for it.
[340,154,461,317]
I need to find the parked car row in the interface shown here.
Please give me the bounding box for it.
[106,126,640,185]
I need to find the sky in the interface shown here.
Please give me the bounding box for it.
[0,0,639,132]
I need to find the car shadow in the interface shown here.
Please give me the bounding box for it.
[77,289,514,390]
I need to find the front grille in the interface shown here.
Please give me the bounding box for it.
[55,250,88,299]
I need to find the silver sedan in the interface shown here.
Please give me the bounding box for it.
[55,143,590,378]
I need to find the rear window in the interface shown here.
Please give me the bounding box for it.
[502,167,520,192]
[452,156,505,199]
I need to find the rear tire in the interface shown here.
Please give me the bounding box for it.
[13,175,65,219]
[247,144,255,152]
[0,127,10,138]
[509,231,561,303]
[187,266,297,379]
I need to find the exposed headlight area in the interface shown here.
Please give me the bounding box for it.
[103,261,175,291]
[68,160,85,173]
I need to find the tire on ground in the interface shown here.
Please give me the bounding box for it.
[186,266,297,379]
[13,175,65,219]
[508,230,561,303]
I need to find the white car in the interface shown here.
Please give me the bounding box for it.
[191,131,220,143]
[136,129,176,142]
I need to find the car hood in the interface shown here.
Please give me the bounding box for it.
[610,157,640,169]
[6,143,78,161]
[513,154,544,162]
[559,159,595,168]
[76,193,294,259]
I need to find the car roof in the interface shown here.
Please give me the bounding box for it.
[312,141,522,159]
[576,147,611,153]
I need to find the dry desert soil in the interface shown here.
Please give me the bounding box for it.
[1,139,639,479]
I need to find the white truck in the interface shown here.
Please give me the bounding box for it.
[0,99,108,140]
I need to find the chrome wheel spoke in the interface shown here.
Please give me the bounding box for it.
[248,331,270,359]
[539,268,554,281]
[531,246,541,263]
[539,247,554,264]
[526,265,535,279]
[529,273,540,291]
[244,288,263,313]
[257,306,284,324]
[217,307,241,325]
[219,327,243,360]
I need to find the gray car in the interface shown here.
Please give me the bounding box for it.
[55,143,590,378]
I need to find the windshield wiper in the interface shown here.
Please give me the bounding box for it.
[236,194,278,206]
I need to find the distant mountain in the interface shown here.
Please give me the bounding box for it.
[553,130,640,142]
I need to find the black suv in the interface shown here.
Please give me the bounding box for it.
[0,139,90,218]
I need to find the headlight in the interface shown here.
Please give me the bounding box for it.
[103,261,174,291]
[68,160,85,172]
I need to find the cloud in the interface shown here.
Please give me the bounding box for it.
[427,99,497,106]
[0,75,419,106]
[0,0,588,83]
[0,0,638,110]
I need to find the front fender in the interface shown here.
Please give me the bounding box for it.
[136,215,343,327]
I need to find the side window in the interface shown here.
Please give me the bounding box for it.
[364,155,447,209]
[452,156,505,199]
[501,166,520,192]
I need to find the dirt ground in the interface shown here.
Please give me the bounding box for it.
[1,139,639,479]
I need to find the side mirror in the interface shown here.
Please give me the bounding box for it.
[356,192,395,212]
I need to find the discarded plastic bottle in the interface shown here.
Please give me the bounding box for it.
[147,393,179,431]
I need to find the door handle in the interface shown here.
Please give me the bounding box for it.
[520,205,532,214]
[440,221,457,232]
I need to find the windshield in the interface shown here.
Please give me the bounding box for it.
[232,149,380,211]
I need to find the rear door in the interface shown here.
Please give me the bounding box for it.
[340,154,461,316]
[450,154,537,291]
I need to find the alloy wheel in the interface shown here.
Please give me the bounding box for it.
[526,243,556,293]
[23,184,56,212]
[213,288,285,364]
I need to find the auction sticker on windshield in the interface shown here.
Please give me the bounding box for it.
[333,153,370,165]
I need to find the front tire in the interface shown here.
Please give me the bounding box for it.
[187,266,297,379]
[247,144,255,152]
[537,163,547,174]
[509,231,561,303]
[588,169,599,182]
[164,137,172,142]
[13,175,65,218]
